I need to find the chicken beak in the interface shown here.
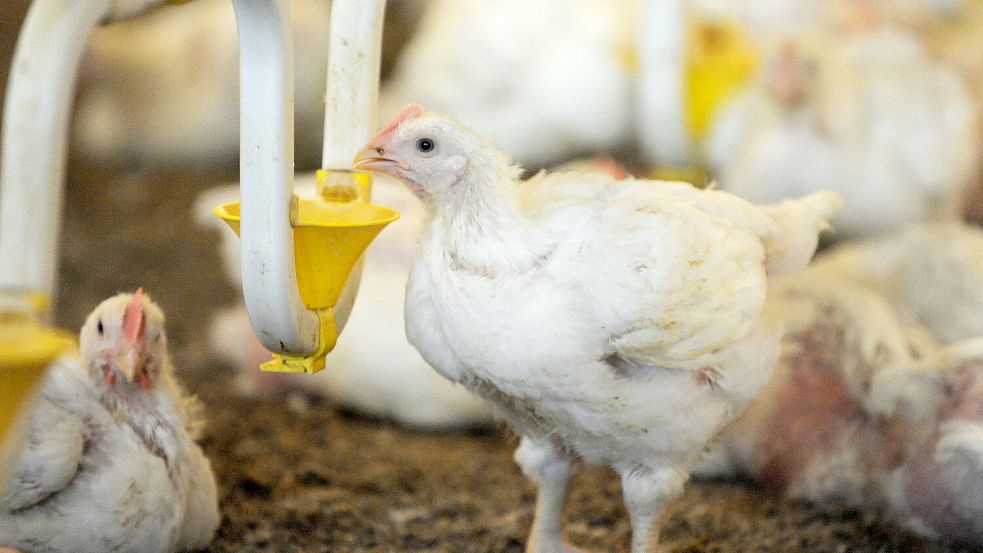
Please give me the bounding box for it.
[114,346,142,383]
[352,144,398,176]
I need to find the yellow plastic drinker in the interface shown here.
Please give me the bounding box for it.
[213,169,399,374]
[684,18,759,142]
[0,292,74,449]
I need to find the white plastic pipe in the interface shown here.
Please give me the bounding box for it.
[232,0,319,356]
[321,0,387,335]
[0,0,108,301]
[322,0,386,169]
[637,0,690,167]
[0,0,386,357]
[0,0,172,303]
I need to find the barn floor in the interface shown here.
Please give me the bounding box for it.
[1,4,981,552]
[40,161,979,553]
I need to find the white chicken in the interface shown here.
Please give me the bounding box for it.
[708,27,978,239]
[379,0,635,169]
[0,290,219,553]
[699,234,983,545]
[814,222,983,344]
[352,105,841,553]
[920,1,983,222]
[75,0,330,167]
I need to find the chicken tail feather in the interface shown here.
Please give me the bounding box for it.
[763,190,843,275]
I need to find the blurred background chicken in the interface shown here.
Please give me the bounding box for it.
[707,27,978,239]
[815,222,983,343]
[698,222,983,546]
[75,0,329,169]
[73,0,983,219]
[379,0,637,170]
[920,0,983,222]
[73,0,425,170]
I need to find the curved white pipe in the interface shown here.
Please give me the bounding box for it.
[0,0,111,301]
[232,0,319,356]
[0,0,385,357]
[0,0,180,305]
[322,0,386,335]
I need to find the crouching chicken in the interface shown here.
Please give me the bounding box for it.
[698,224,983,546]
[0,290,219,553]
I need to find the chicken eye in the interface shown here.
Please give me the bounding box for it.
[97,319,104,335]
[415,137,436,155]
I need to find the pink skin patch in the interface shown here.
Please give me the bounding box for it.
[754,320,885,489]
[123,288,145,345]
[369,103,424,146]
[592,156,628,180]
[939,365,983,421]
[769,42,803,105]
[759,360,861,488]
[137,372,152,390]
[104,366,117,387]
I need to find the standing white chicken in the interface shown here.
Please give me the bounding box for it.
[353,105,841,553]
[0,290,219,553]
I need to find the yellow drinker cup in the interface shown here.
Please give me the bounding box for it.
[0,292,74,489]
[213,169,399,373]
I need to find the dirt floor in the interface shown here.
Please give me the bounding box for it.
[2,4,983,553]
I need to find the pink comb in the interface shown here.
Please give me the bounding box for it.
[123,288,145,344]
[370,104,424,144]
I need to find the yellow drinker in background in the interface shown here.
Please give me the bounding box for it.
[0,292,74,453]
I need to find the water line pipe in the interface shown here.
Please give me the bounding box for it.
[0,0,191,307]
[320,0,387,336]
[232,0,387,357]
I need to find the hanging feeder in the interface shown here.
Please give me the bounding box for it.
[637,0,758,183]
[214,0,395,374]
[1,0,394,465]
[214,169,397,373]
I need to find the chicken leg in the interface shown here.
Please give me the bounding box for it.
[620,465,687,553]
[514,437,585,553]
